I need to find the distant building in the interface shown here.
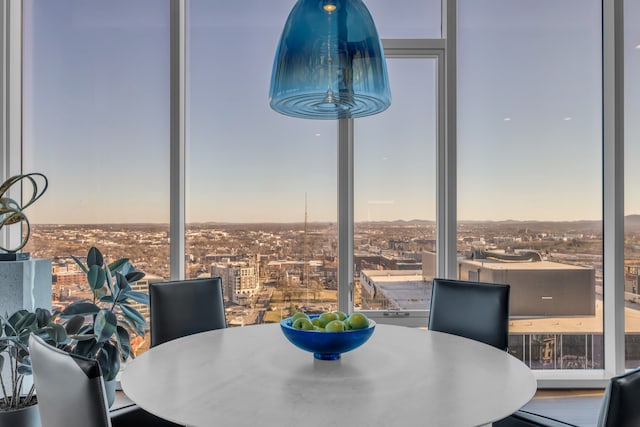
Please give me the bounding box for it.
[211,262,259,305]
[421,252,436,282]
[204,253,241,263]
[422,250,595,317]
[623,265,640,307]
[128,274,166,328]
[359,270,429,310]
[263,260,305,282]
[625,265,640,295]
[52,271,86,304]
[353,253,421,273]
[53,271,86,286]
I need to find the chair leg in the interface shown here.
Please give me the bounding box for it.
[110,404,185,427]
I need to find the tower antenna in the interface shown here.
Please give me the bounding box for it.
[304,192,309,307]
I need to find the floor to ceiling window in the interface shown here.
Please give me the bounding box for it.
[21,0,171,353]
[458,0,603,369]
[12,0,630,380]
[349,0,442,325]
[186,0,337,326]
[624,0,640,369]
[354,58,437,317]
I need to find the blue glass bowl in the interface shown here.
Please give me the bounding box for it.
[280,315,376,360]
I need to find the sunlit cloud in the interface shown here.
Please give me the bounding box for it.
[503,117,511,122]
[563,117,572,121]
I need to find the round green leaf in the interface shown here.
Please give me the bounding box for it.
[73,337,97,358]
[87,264,106,291]
[98,342,120,381]
[64,315,85,335]
[35,308,52,328]
[125,270,145,283]
[61,302,100,317]
[13,312,37,333]
[120,304,145,326]
[108,258,130,274]
[87,246,104,268]
[17,364,32,376]
[116,326,131,359]
[122,291,149,305]
[44,323,69,344]
[115,272,131,293]
[94,310,117,343]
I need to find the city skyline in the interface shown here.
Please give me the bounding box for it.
[24,217,617,225]
[27,217,614,368]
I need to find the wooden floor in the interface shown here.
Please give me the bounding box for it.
[523,389,604,427]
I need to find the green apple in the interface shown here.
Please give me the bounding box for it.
[292,317,314,330]
[325,320,346,332]
[346,312,369,330]
[318,312,338,328]
[332,310,347,321]
[291,312,309,322]
[311,317,322,327]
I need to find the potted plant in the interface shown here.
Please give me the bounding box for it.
[0,308,66,427]
[59,246,149,406]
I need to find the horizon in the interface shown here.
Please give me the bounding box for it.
[29,216,619,226]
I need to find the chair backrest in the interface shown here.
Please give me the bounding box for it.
[597,367,640,427]
[29,334,112,427]
[428,278,510,350]
[150,277,227,347]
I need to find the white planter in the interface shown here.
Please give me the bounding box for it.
[0,258,52,314]
[0,403,41,427]
[0,259,52,396]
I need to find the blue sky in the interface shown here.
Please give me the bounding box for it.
[21,0,640,224]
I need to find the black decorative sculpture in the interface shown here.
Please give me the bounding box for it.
[0,172,48,257]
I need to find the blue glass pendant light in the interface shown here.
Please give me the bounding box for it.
[269,0,391,120]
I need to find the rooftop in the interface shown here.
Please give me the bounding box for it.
[461,259,592,271]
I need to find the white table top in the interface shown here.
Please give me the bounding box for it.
[121,323,536,427]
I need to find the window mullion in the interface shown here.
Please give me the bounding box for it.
[603,0,625,376]
[441,0,457,279]
[0,0,22,252]
[338,118,354,314]
[169,0,186,280]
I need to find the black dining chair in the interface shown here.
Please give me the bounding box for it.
[493,410,577,427]
[596,366,640,427]
[149,277,227,347]
[428,278,510,350]
[29,333,181,427]
[495,367,640,426]
[428,278,564,426]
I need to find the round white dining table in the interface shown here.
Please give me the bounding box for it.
[121,323,536,427]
